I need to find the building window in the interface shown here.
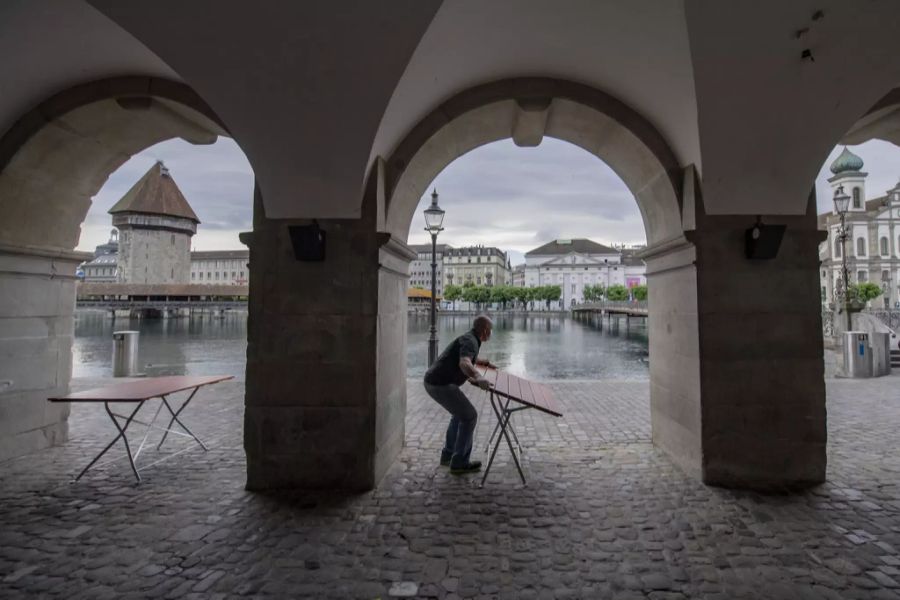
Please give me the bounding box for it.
[171,268,174,278]
[207,272,211,279]
[215,272,220,280]
[571,284,576,294]
[883,270,890,283]
[853,187,861,209]
[834,239,842,257]
[232,272,236,279]
[881,237,889,256]
[171,234,175,245]
[858,270,867,282]
[199,272,203,280]
[857,238,866,256]
[192,272,196,280]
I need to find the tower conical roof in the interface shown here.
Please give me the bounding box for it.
[109,161,200,223]
[829,147,864,175]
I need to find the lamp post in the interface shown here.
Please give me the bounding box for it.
[424,188,445,366]
[833,185,852,332]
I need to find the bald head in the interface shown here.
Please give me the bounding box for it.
[473,315,493,342]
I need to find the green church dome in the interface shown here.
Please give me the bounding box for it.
[830,147,864,175]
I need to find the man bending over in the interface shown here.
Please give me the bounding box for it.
[423,315,496,474]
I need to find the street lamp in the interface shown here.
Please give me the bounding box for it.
[833,185,852,332]
[424,188,445,366]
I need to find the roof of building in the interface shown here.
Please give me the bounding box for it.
[109,161,200,223]
[619,247,646,266]
[84,254,117,266]
[829,147,864,175]
[408,243,453,254]
[445,245,506,258]
[525,238,617,256]
[191,250,249,260]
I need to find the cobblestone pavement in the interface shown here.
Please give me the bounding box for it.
[1,375,900,599]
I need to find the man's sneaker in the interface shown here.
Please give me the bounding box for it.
[449,461,482,475]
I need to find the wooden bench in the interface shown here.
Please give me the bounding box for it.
[478,367,562,486]
[49,375,233,483]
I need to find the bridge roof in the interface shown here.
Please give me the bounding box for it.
[77,283,247,298]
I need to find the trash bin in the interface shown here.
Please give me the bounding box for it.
[871,332,891,376]
[843,331,873,378]
[112,330,139,377]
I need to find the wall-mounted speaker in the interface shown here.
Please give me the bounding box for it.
[745,223,785,260]
[288,222,326,261]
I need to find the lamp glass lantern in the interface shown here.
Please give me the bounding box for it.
[424,190,445,233]
[833,185,850,215]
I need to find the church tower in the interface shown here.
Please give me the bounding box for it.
[828,147,867,213]
[109,161,199,284]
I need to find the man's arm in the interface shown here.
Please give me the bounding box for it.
[475,357,497,369]
[460,356,492,389]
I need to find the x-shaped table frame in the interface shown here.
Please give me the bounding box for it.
[75,388,208,483]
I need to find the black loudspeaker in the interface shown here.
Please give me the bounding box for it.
[288,222,326,261]
[745,223,786,260]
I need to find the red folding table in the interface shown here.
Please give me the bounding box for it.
[478,367,562,486]
[49,375,233,483]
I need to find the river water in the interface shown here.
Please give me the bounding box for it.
[73,311,649,381]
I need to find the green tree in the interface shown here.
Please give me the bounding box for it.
[444,284,462,310]
[490,285,515,310]
[539,284,562,309]
[849,282,882,303]
[632,284,648,301]
[462,285,490,310]
[513,286,530,309]
[583,284,605,302]
[607,284,628,301]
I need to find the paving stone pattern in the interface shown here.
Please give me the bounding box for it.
[1,375,900,598]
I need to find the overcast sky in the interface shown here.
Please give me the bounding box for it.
[78,136,900,266]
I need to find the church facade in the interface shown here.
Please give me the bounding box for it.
[819,148,900,309]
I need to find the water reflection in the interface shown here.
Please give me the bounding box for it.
[73,311,649,382]
[73,311,248,380]
[407,313,648,381]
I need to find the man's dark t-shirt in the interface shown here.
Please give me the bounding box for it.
[424,329,481,386]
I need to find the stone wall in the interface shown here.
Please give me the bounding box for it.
[118,227,192,284]
[0,244,88,460]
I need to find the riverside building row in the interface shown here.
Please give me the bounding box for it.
[406,238,647,307]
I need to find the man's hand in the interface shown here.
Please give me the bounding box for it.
[471,377,492,390]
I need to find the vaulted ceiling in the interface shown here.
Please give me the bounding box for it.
[3,0,900,224]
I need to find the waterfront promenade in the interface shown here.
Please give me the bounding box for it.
[1,377,899,598]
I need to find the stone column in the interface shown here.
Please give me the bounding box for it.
[645,190,826,490]
[0,244,89,460]
[691,194,826,489]
[242,184,414,490]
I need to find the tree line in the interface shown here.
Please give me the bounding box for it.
[436,282,648,310]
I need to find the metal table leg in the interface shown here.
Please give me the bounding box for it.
[157,388,207,451]
[481,391,528,487]
[484,397,523,454]
[75,401,145,483]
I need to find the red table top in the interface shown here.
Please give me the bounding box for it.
[48,375,234,402]
[481,367,562,417]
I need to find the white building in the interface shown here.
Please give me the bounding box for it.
[190,250,249,286]
[819,148,900,309]
[407,243,451,296]
[523,239,646,307]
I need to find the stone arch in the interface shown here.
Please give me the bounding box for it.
[0,77,230,461]
[381,78,688,248]
[0,77,228,252]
